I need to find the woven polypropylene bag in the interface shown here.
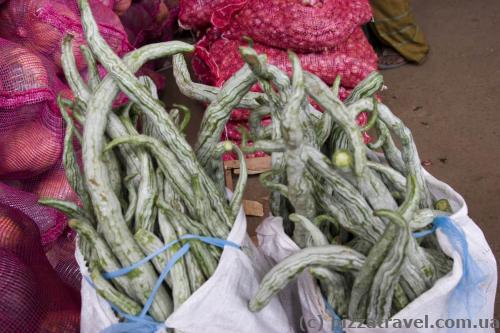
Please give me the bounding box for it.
[192,28,378,89]
[257,169,497,333]
[179,0,372,52]
[78,204,295,333]
[0,38,66,180]
[0,0,132,71]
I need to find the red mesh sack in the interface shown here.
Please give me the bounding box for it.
[179,0,372,52]
[192,28,378,89]
[120,0,179,46]
[0,38,66,180]
[0,188,80,333]
[219,0,372,52]
[220,120,268,160]
[178,0,228,30]
[0,0,132,71]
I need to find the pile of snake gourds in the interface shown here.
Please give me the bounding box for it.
[232,49,454,323]
[40,0,259,322]
[42,0,453,325]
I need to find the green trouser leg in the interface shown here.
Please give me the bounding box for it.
[370,0,430,63]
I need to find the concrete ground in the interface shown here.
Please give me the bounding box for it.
[384,0,500,319]
[167,0,500,321]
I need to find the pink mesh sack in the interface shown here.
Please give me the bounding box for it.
[44,230,82,291]
[0,181,68,248]
[0,170,81,294]
[0,0,132,71]
[120,0,179,46]
[192,28,378,89]
[0,188,80,333]
[180,0,372,52]
[22,163,80,205]
[0,38,66,180]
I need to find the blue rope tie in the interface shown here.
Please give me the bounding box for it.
[323,297,343,333]
[412,220,439,239]
[325,216,487,333]
[425,216,488,332]
[85,234,240,333]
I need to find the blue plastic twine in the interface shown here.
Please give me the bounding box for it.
[414,216,488,332]
[324,297,343,333]
[86,234,240,333]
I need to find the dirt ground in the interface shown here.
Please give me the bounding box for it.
[167,0,500,321]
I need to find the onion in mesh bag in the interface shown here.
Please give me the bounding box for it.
[39,309,81,333]
[0,0,132,70]
[26,165,79,204]
[0,40,52,109]
[0,213,25,250]
[0,39,72,179]
[0,109,64,179]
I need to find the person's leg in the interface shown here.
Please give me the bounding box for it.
[370,0,430,67]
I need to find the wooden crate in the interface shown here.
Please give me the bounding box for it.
[224,156,272,217]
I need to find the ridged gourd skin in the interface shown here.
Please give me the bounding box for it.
[237,50,450,321]
[249,246,366,312]
[45,0,257,321]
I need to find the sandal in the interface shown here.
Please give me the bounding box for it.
[377,47,408,70]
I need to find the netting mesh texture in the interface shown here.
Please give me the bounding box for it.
[0,186,81,333]
[192,28,377,89]
[0,38,66,180]
[0,0,132,70]
[0,23,80,333]
[180,0,372,52]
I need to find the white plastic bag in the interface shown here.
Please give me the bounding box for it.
[77,207,296,333]
[256,170,497,333]
[257,216,334,333]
